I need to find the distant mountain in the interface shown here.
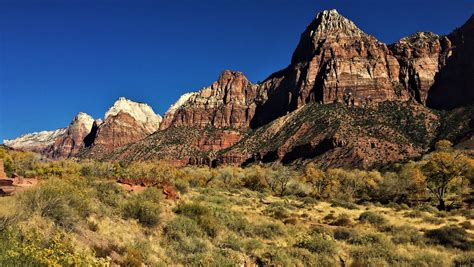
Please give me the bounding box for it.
[5,9,473,168]
[4,97,162,158]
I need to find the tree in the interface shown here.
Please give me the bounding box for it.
[303,163,337,199]
[264,163,293,196]
[422,142,473,210]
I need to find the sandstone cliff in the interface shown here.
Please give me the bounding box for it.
[160,70,265,129]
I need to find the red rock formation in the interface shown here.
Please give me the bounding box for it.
[85,97,162,152]
[252,9,409,127]
[161,70,266,129]
[50,112,94,158]
[390,32,451,104]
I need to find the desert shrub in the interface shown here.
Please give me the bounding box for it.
[348,233,386,246]
[17,179,92,229]
[350,242,408,266]
[263,203,291,220]
[122,188,161,227]
[295,235,337,255]
[163,216,208,255]
[94,181,126,208]
[410,251,449,266]
[334,227,358,241]
[174,202,223,237]
[0,228,108,266]
[220,234,244,252]
[359,211,387,226]
[425,226,474,250]
[251,222,286,239]
[388,225,426,245]
[453,252,474,266]
[331,213,353,226]
[330,199,359,210]
[404,210,425,218]
[174,179,189,194]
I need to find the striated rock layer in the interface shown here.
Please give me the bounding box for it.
[160,70,266,129]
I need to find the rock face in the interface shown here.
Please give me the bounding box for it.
[251,9,408,127]
[3,128,67,154]
[50,112,94,158]
[4,97,162,157]
[160,70,265,129]
[85,97,162,152]
[427,15,474,109]
[390,32,451,104]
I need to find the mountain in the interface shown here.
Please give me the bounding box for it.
[84,97,162,153]
[103,9,472,168]
[3,128,67,154]
[426,15,474,109]
[5,9,474,168]
[4,97,162,158]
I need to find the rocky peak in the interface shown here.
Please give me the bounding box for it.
[50,112,95,158]
[291,9,367,64]
[160,70,265,129]
[69,112,94,131]
[312,9,363,35]
[105,97,162,133]
[3,129,67,153]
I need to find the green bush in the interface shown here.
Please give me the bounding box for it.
[425,226,474,251]
[334,228,358,241]
[17,179,92,229]
[94,181,126,208]
[359,211,387,226]
[163,216,208,255]
[295,235,337,255]
[122,189,161,227]
[251,223,286,239]
[453,252,474,266]
[174,202,224,237]
[330,213,352,226]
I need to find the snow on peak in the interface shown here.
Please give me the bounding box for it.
[105,97,162,130]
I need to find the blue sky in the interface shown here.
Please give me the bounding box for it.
[1,0,473,141]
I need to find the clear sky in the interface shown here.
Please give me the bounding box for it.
[1,0,473,141]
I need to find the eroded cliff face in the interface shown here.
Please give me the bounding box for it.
[251,9,409,127]
[50,112,94,158]
[84,97,162,152]
[427,15,474,109]
[160,70,266,129]
[3,129,67,154]
[390,32,452,104]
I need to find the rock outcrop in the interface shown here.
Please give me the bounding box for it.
[427,15,474,109]
[3,128,67,154]
[160,70,266,129]
[390,32,451,104]
[251,9,409,127]
[83,97,162,152]
[50,112,94,158]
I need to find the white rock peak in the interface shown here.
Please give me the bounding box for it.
[166,92,198,114]
[3,128,67,148]
[70,112,94,129]
[105,97,162,131]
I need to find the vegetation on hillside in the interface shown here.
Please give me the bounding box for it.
[0,140,473,266]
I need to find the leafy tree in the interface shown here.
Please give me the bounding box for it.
[422,141,474,210]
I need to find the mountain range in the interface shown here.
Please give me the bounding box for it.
[4,9,474,168]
